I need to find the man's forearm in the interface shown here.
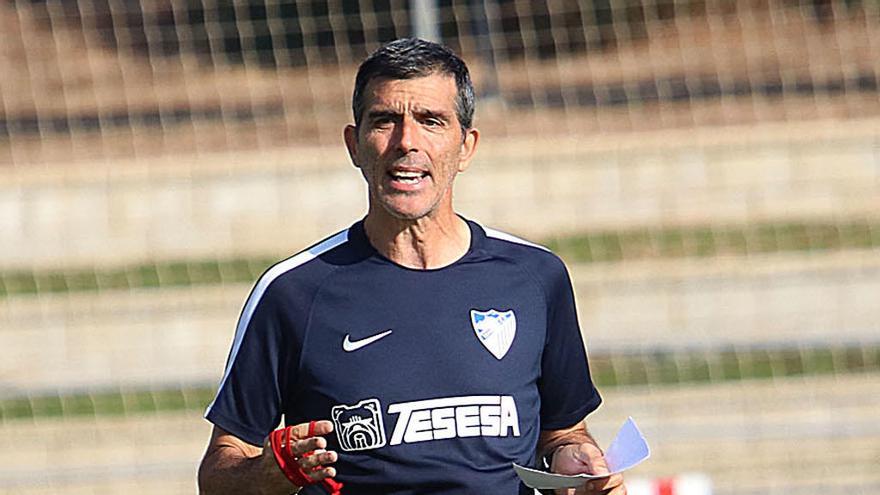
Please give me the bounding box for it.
[537,421,598,461]
[198,444,293,495]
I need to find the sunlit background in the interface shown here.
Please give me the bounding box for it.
[1,1,878,494]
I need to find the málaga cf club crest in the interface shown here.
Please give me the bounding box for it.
[470,309,516,359]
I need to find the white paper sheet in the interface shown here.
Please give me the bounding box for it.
[513,417,650,490]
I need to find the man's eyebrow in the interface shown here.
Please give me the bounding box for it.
[365,107,453,123]
[415,108,452,121]
[366,109,401,120]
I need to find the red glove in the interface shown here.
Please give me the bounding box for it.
[269,421,344,495]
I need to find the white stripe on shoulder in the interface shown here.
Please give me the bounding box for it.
[483,226,550,252]
[205,229,349,417]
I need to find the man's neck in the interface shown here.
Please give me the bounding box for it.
[363,210,471,270]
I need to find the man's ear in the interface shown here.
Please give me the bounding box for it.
[457,127,480,173]
[344,124,359,168]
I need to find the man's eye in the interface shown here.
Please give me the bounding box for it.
[424,118,443,127]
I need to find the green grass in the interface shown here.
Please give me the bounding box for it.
[1,345,877,422]
[586,344,880,387]
[0,257,278,298]
[0,387,216,423]
[545,219,880,264]
[2,219,880,298]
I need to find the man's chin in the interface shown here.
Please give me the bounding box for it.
[370,192,448,223]
[385,208,429,222]
[380,202,433,222]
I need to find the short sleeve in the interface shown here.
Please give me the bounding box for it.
[205,286,295,446]
[537,260,602,430]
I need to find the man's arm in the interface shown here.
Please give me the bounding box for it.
[537,420,627,495]
[198,422,337,495]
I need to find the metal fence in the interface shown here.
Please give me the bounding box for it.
[2,0,878,163]
[1,1,879,494]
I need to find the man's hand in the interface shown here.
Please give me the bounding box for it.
[266,420,339,486]
[198,421,339,495]
[550,442,626,495]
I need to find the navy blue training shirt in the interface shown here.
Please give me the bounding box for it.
[205,218,601,494]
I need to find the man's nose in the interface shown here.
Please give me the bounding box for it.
[394,115,419,153]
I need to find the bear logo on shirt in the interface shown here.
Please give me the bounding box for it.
[331,398,387,451]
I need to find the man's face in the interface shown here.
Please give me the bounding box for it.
[344,73,478,222]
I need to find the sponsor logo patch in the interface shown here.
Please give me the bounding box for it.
[331,398,387,451]
[388,395,521,445]
[330,395,521,451]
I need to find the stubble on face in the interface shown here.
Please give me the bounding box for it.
[347,74,471,224]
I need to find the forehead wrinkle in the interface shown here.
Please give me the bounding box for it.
[365,77,457,114]
[366,103,454,125]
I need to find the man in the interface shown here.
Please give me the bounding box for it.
[198,38,626,495]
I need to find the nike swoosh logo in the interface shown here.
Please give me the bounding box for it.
[342,329,393,352]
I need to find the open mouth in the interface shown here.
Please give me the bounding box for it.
[388,170,429,185]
